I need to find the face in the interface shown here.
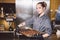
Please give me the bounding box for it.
[36,4,45,14]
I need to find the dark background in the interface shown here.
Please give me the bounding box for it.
[0,3,16,13]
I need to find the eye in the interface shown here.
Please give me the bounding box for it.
[37,7,41,9]
[39,7,41,9]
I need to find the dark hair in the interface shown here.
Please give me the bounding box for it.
[37,2,47,9]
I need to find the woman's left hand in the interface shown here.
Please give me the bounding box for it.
[42,33,49,38]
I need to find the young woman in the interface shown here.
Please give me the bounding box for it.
[18,2,52,39]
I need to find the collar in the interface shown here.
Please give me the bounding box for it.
[39,12,45,17]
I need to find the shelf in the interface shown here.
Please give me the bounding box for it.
[0,31,14,33]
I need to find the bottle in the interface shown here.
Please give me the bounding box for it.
[1,7,4,18]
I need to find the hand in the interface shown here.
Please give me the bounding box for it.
[42,33,49,38]
[18,22,25,27]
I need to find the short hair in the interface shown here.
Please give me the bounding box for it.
[37,2,47,9]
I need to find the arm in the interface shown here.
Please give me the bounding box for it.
[18,17,34,27]
[42,19,52,38]
[25,17,34,27]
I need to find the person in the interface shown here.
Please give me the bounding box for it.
[18,2,52,40]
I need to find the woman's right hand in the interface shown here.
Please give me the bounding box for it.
[18,22,25,27]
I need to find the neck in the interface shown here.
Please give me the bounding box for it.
[39,12,45,17]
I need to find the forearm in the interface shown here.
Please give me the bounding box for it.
[18,22,26,27]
